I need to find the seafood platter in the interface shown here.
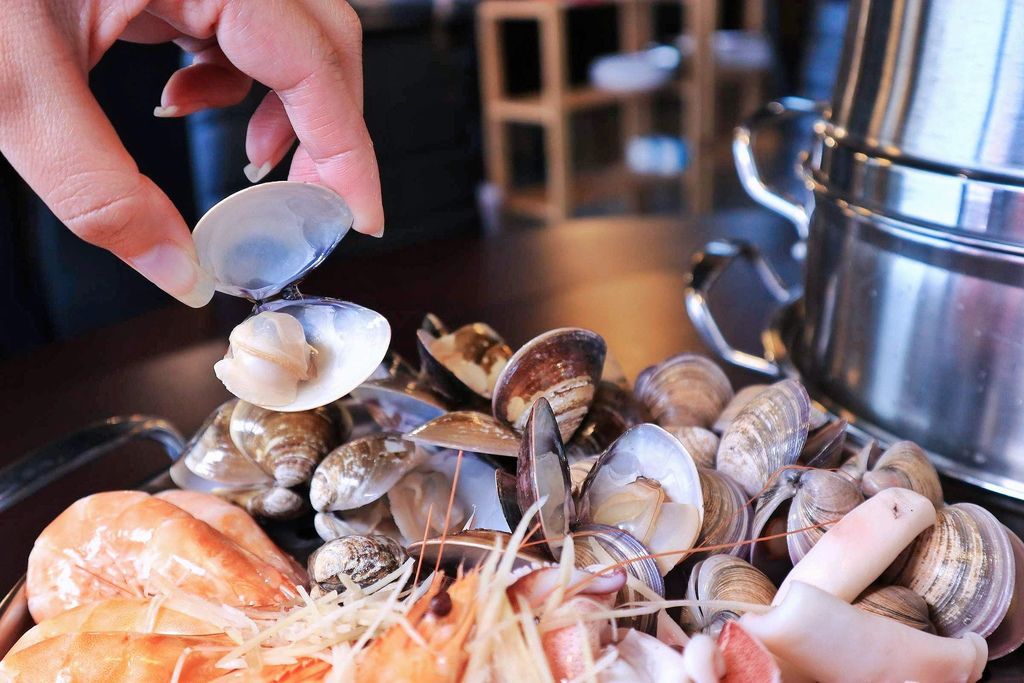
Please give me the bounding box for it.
[1,183,1023,682]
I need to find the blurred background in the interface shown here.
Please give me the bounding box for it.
[0,0,849,358]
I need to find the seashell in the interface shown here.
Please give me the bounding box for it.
[420,312,450,338]
[214,311,316,409]
[747,469,801,583]
[837,439,881,484]
[634,354,733,430]
[368,350,418,383]
[686,554,776,638]
[229,400,350,487]
[712,384,768,433]
[798,419,847,469]
[495,469,522,530]
[178,399,273,489]
[307,535,408,598]
[517,398,574,557]
[861,441,943,508]
[891,503,1015,640]
[217,486,306,520]
[568,454,599,498]
[404,410,520,457]
[492,328,606,442]
[695,468,751,558]
[309,433,424,512]
[602,349,630,390]
[388,450,509,544]
[853,584,934,633]
[407,529,549,576]
[567,381,651,458]
[416,322,512,403]
[579,424,704,575]
[350,377,448,432]
[314,498,401,543]
[715,379,810,497]
[988,525,1024,659]
[666,426,719,469]
[786,469,863,563]
[573,523,665,633]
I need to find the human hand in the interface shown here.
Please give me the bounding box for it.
[0,1,382,307]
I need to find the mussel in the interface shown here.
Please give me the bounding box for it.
[196,182,390,412]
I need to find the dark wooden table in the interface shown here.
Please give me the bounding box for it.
[3,210,1024,677]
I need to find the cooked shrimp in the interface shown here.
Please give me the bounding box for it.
[8,597,220,655]
[155,489,307,583]
[356,572,480,683]
[0,632,233,682]
[27,491,299,622]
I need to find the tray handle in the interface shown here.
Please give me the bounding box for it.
[685,239,797,377]
[0,415,184,515]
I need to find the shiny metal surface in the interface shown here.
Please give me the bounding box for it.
[831,0,1024,180]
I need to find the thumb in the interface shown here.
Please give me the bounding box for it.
[0,22,214,308]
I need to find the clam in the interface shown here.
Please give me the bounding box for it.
[492,328,606,442]
[388,450,510,544]
[369,350,418,383]
[567,381,651,458]
[602,349,630,390]
[716,379,811,497]
[405,411,520,457]
[798,419,847,468]
[694,468,751,558]
[416,318,512,403]
[853,584,934,633]
[861,441,943,507]
[685,554,776,638]
[407,529,549,576]
[573,523,665,633]
[785,469,863,563]
[495,470,522,530]
[890,503,1015,640]
[665,426,719,469]
[218,486,306,520]
[314,498,401,542]
[634,354,733,430]
[516,398,574,556]
[309,433,425,512]
[420,312,449,338]
[307,535,408,597]
[350,377,448,432]
[196,182,390,412]
[837,439,881,484]
[229,400,350,487]
[712,384,768,433]
[988,526,1024,659]
[568,454,599,498]
[176,399,272,489]
[578,424,704,575]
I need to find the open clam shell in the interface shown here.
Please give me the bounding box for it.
[177,399,272,489]
[405,411,520,457]
[634,354,733,430]
[716,379,811,497]
[891,502,1015,640]
[573,523,665,633]
[861,441,944,507]
[853,584,934,633]
[837,439,881,484]
[798,419,847,469]
[686,554,776,638]
[309,433,425,512]
[747,469,800,583]
[516,398,574,557]
[786,469,863,563]
[416,322,512,404]
[567,381,651,458]
[351,377,448,432]
[578,424,704,575]
[495,469,523,530]
[229,400,350,487]
[492,328,606,442]
[694,468,751,559]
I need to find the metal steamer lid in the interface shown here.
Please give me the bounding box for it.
[805,128,1024,251]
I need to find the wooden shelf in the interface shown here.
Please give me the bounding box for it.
[488,83,681,123]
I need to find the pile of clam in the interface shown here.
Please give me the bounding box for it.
[177,314,1024,676]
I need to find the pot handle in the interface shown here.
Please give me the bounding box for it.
[0,415,184,514]
[733,97,826,247]
[685,239,795,378]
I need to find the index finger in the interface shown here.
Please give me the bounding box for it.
[151,1,383,236]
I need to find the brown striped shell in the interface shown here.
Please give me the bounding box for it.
[634,354,733,429]
[861,441,943,507]
[853,585,934,633]
[685,554,777,638]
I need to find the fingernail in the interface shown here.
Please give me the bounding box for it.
[129,243,215,308]
[153,105,180,118]
[244,161,273,183]
[370,223,385,238]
